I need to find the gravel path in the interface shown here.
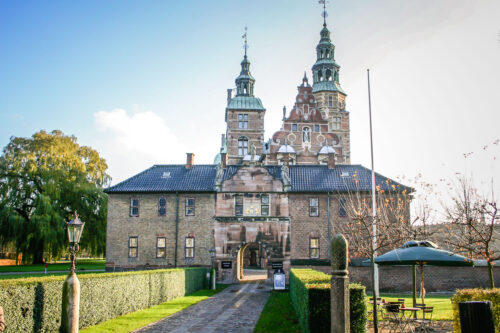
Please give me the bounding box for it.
[134,281,271,333]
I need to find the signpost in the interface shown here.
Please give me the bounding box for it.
[272,261,285,290]
[221,261,232,269]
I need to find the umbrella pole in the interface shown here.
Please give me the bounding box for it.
[420,263,425,305]
[412,265,417,307]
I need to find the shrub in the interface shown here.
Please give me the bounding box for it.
[451,288,500,333]
[289,268,367,333]
[0,267,206,332]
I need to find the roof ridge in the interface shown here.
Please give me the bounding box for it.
[105,165,157,190]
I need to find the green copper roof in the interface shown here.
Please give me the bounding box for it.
[226,96,265,111]
[312,81,346,95]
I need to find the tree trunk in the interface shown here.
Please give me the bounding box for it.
[487,260,495,289]
[371,254,378,333]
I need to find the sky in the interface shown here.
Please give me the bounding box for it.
[1,1,499,220]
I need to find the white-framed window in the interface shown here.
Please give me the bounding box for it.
[156,237,166,258]
[185,198,195,216]
[309,198,319,217]
[238,137,248,156]
[261,194,270,216]
[130,198,139,217]
[235,195,243,216]
[185,237,195,258]
[310,237,319,258]
[158,197,167,216]
[328,96,333,107]
[314,124,320,132]
[238,114,248,129]
[303,127,311,142]
[129,236,138,258]
[332,116,342,130]
[292,124,298,132]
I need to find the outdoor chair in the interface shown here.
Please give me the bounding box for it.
[414,306,433,333]
[415,303,426,308]
[381,303,408,333]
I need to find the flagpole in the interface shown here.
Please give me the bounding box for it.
[367,68,379,295]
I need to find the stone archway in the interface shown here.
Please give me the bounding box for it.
[236,242,267,281]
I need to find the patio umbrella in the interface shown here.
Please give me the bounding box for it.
[372,240,473,305]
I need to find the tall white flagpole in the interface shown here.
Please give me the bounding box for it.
[367,69,379,295]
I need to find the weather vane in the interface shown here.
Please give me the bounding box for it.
[242,26,249,56]
[319,0,329,26]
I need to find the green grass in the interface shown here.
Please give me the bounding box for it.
[366,293,454,321]
[254,291,300,333]
[80,285,227,333]
[0,259,105,273]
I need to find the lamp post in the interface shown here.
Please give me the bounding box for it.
[61,213,85,333]
[209,248,216,290]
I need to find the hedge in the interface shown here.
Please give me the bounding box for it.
[289,268,367,333]
[451,288,500,333]
[0,267,206,332]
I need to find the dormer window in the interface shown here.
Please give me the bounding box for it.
[238,137,248,156]
[314,124,320,132]
[238,114,248,129]
[261,194,270,216]
[292,124,298,132]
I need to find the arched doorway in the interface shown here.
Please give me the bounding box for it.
[236,242,267,281]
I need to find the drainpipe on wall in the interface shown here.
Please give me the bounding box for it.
[175,192,179,268]
[327,192,331,261]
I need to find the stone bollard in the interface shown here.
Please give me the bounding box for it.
[60,273,80,333]
[331,234,350,333]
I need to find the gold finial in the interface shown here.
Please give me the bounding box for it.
[318,0,328,26]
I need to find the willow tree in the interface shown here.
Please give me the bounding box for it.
[0,130,110,263]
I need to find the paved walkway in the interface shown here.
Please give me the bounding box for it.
[134,281,271,333]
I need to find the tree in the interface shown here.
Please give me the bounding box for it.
[0,130,110,263]
[444,175,499,288]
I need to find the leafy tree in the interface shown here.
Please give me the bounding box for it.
[0,130,110,263]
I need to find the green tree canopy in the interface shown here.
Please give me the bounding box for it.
[0,130,110,263]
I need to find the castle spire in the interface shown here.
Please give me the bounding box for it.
[235,26,255,97]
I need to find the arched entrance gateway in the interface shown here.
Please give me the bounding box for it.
[236,242,267,281]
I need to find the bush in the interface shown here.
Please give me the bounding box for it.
[289,268,367,333]
[0,267,206,332]
[451,288,500,333]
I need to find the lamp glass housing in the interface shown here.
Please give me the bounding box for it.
[67,216,85,244]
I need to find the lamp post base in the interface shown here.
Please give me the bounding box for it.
[61,272,80,333]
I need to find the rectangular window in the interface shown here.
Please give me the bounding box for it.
[261,194,270,216]
[129,236,138,258]
[328,96,333,107]
[292,124,298,132]
[158,197,167,216]
[332,116,342,130]
[238,139,248,156]
[309,197,319,217]
[310,237,319,258]
[238,114,248,129]
[235,195,243,216]
[339,198,347,217]
[156,237,166,258]
[185,237,195,258]
[314,124,320,132]
[130,198,139,217]
[185,198,195,216]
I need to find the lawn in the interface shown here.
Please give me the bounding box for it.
[254,291,300,333]
[0,259,105,273]
[80,285,227,333]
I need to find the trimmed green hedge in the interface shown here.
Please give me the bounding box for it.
[451,288,500,333]
[291,259,331,266]
[0,267,206,332]
[290,268,367,333]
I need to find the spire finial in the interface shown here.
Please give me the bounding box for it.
[242,26,248,57]
[319,0,328,27]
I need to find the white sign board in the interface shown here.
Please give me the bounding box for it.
[274,272,286,290]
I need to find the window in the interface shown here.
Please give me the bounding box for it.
[130,198,139,217]
[185,237,195,258]
[332,116,342,130]
[310,237,319,258]
[129,237,138,258]
[157,237,166,258]
[235,195,243,216]
[238,138,248,156]
[158,197,166,216]
[328,96,333,107]
[309,198,319,217]
[185,198,195,216]
[261,194,270,216]
[292,124,298,132]
[238,114,248,129]
[339,198,347,217]
[314,124,320,132]
[303,127,311,143]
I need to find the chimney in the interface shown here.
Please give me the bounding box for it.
[328,153,336,169]
[227,89,232,106]
[220,134,226,151]
[221,153,228,168]
[186,153,195,169]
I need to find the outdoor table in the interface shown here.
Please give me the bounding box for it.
[400,307,421,332]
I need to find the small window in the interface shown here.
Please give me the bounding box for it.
[158,197,167,216]
[157,237,166,258]
[185,237,195,258]
[339,198,347,217]
[292,124,298,132]
[235,195,243,216]
[238,114,248,129]
[238,138,248,156]
[332,116,342,130]
[310,237,319,258]
[314,124,320,132]
[310,198,319,217]
[129,237,138,258]
[130,198,139,217]
[185,198,195,216]
[328,96,333,107]
[261,194,270,216]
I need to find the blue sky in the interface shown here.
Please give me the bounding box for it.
[1,1,499,216]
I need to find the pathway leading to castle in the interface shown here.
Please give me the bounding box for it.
[134,281,271,333]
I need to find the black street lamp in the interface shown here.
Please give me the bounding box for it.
[67,213,85,274]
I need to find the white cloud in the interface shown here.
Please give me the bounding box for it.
[93,108,187,184]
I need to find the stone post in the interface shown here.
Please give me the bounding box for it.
[331,234,350,333]
[60,272,80,333]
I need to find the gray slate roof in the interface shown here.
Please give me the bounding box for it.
[104,164,407,193]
